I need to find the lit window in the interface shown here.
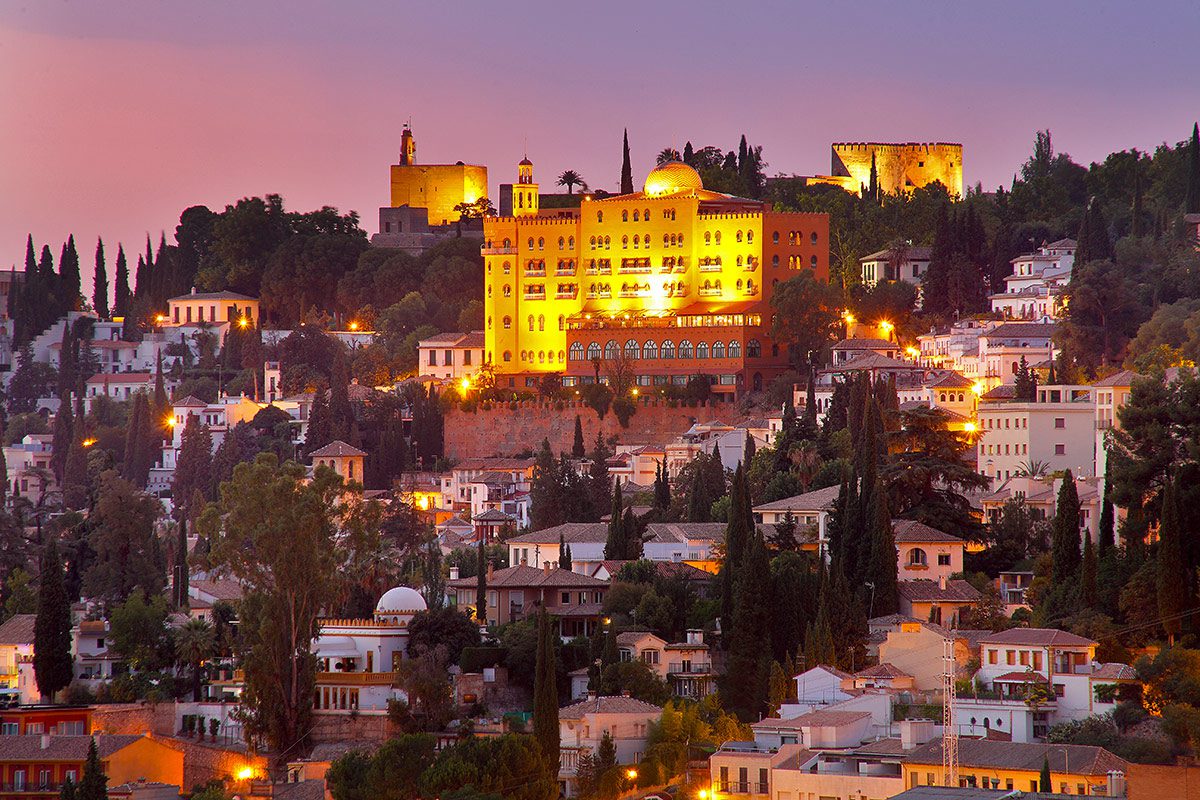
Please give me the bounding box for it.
[624,339,639,359]
[679,340,694,359]
[696,342,710,359]
[661,340,675,359]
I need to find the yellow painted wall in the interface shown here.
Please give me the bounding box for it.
[902,763,1108,795]
[832,142,963,197]
[390,164,488,226]
[106,736,185,789]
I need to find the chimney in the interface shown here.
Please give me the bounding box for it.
[41,733,51,750]
[686,628,703,645]
[487,562,494,580]
[449,566,460,581]
[899,719,935,749]
[938,574,947,591]
[543,561,552,574]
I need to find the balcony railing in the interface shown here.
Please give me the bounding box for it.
[523,292,546,301]
[669,662,713,674]
[716,781,768,795]
[481,246,516,256]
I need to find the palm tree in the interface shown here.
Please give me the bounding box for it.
[656,148,682,165]
[174,617,216,702]
[557,170,583,195]
[1016,459,1050,478]
[788,442,822,492]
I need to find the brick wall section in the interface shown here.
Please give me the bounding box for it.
[443,400,747,459]
[91,702,175,736]
[1128,764,1200,800]
[308,712,392,744]
[158,738,269,791]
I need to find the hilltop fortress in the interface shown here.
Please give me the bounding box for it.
[804,142,963,198]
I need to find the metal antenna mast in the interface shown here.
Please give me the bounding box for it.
[942,629,959,786]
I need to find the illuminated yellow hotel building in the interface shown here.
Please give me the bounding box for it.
[483,158,829,396]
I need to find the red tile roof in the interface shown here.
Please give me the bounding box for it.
[896,579,982,603]
[982,628,1096,647]
[559,696,664,719]
[447,564,607,589]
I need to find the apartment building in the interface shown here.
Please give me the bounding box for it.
[977,384,1096,480]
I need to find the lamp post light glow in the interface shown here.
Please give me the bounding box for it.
[625,769,638,781]
[81,438,97,448]
[349,321,359,331]
[964,422,977,433]
[971,381,985,396]
[460,377,471,393]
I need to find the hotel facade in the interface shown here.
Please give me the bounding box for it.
[483,159,829,397]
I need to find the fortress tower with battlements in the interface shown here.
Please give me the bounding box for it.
[807,142,963,198]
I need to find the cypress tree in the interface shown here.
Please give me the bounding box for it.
[720,466,753,638]
[475,536,487,623]
[1186,122,1200,215]
[604,482,625,559]
[34,539,73,702]
[561,538,573,571]
[59,775,77,800]
[61,422,89,511]
[1050,471,1081,583]
[92,239,109,319]
[1040,758,1052,792]
[123,391,145,478]
[50,400,74,483]
[866,478,898,616]
[172,415,213,523]
[620,129,633,195]
[621,507,641,560]
[686,464,711,523]
[683,141,694,165]
[59,235,82,313]
[653,461,671,511]
[78,737,108,800]
[1158,478,1189,642]
[1080,533,1098,609]
[0,422,8,507]
[304,390,332,456]
[587,431,612,521]
[113,244,131,317]
[532,608,559,772]
[572,415,585,458]
[723,531,771,719]
[1098,470,1115,556]
[868,152,879,201]
[174,518,190,608]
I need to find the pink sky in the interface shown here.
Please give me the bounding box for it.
[2,2,1198,297]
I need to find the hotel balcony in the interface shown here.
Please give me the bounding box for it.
[556,289,579,299]
[716,781,769,795]
[316,671,399,686]
[698,263,722,273]
[620,289,649,298]
[698,287,722,297]
[555,266,577,276]
[481,246,516,256]
[523,291,546,301]
[524,268,547,278]
[669,662,713,674]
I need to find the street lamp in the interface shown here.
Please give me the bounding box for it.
[625,769,638,781]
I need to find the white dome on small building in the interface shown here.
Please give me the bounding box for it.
[375,586,428,615]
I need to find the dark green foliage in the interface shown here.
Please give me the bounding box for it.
[92,239,109,319]
[113,244,131,318]
[476,537,488,624]
[572,415,585,458]
[1187,123,1200,214]
[1051,472,1082,583]
[58,235,82,313]
[620,129,633,195]
[532,609,559,776]
[1157,478,1189,640]
[172,415,213,523]
[1040,757,1051,792]
[78,738,107,800]
[34,539,73,701]
[84,471,165,603]
[1081,533,1098,609]
[719,465,754,637]
[408,607,482,665]
[865,478,898,616]
[722,531,771,720]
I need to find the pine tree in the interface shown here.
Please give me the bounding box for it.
[172,415,213,523]
[113,244,131,317]
[682,141,694,165]
[1050,471,1081,583]
[1040,757,1052,792]
[1158,478,1189,642]
[59,775,76,800]
[59,235,82,313]
[1014,356,1034,401]
[1186,122,1200,215]
[78,737,108,800]
[620,129,633,195]
[572,415,585,458]
[1080,533,1097,609]
[34,539,73,701]
[723,531,771,719]
[92,239,109,319]
[475,536,487,623]
[865,478,898,616]
[532,608,559,773]
[304,390,332,456]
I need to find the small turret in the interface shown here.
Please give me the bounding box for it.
[400,126,416,166]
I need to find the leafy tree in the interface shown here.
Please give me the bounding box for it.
[408,607,481,665]
[198,454,348,753]
[34,539,72,701]
[2,567,37,622]
[769,271,843,371]
[532,609,559,775]
[1059,259,1146,375]
[83,471,164,603]
[175,617,216,701]
[7,345,58,414]
[598,659,671,705]
[109,592,172,672]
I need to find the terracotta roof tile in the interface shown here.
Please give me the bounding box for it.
[559,695,664,719]
[982,628,1095,647]
[896,579,982,603]
[0,614,36,645]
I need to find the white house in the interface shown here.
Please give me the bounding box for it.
[558,695,663,797]
[860,245,932,288]
[417,331,485,382]
[989,239,1076,321]
[977,383,1096,481]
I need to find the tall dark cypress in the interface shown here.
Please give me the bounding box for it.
[34,539,73,702]
[723,531,772,719]
[78,737,108,800]
[1185,122,1200,214]
[50,400,73,483]
[174,518,190,608]
[92,239,110,319]
[572,415,585,458]
[532,608,559,772]
[1050,471,1081,583]
[113,244,131,317]
[720,466,753,638]
[604,482,625,559]
[866,478,898,615]
[475,536,487,623]
[58,235,82,313]
[1158,478,1189,642]
[1098,464,1115,556]
[1080,533,1097,609]
[620,129,633,195]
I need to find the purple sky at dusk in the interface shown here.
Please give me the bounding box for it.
[2,1,1198,292]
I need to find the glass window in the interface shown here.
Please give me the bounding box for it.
[712,341,726,359]
[696,342,710,359]
[502,316,511,329]
[728,340,741,358]
[624,339,640,359]
[643,340,658,359]
[679,340,694,359]
[604,340,619,360]
[660,340,675,359]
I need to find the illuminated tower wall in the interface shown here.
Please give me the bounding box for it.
[831,142,963,197]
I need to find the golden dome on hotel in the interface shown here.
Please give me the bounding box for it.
[642,160,704,197]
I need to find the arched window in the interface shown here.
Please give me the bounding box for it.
[590,236,597,248]
[527,237,534,249]
[789,231,797,245]
[503,261,511,274]
[810,255,818,267]
[558,314,565,331]
[569,236,575,248]
[604,236,611,249]
[772,255,779,267]
[527,315,535,331]
[487,315,493,329]
[503,316,512,329]
[558,350,565,362]
[488,286,493,298]
[587,342,601,360]
[747,230,754,243]
[538,314,545,331]
[772,231,779,244]
[704,231,711,245]
[503,285,512,298]
[908,548,928,566]
[661,340,675,359]
[569,342,584,361]
[714,279,722,291]
[696,341,710,359]
[597,211,603,222]
[663,234,670,246]
[624,339,640,359]
[643,340,658,359]
[503,351,512,362]
[503,238,511,248]
[539,351,545,363]
[736,230,743,242]
[643,234,650,247]
[678,234,684,246]
[748,339,761,358]
[811,232,818,245]
[728,340,741,358]
[747,279,755,292]
[715,231,722,244]
[939,392,947,402]
[622,236,629,249]
[736,279,744,291]
[622,210,629,222]
[737,256,744,267]
[604,340,619,360]
[678,340,694,359]
[558,237,565,249]
[632,211,639,222]
[712,341,726,359]
[643,208,650,219]
[538,237,545,250]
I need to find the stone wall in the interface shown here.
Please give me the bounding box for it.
[308,711,393,744]
[91,702,174,736]
[158,737,268,791]
[443,399,747,459]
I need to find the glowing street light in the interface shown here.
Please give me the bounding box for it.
[235,765,258,781]
[625,769,638,781]
[971,381,985,396]
[165,416,176,428]
[238,316,250,329]
[631,387,639,397]
[155,314,167,324]
[964,422,977,433]
[81,438,97,448]
[460,377,471,393]
[905,346,920,358]
[348,321,359,331]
